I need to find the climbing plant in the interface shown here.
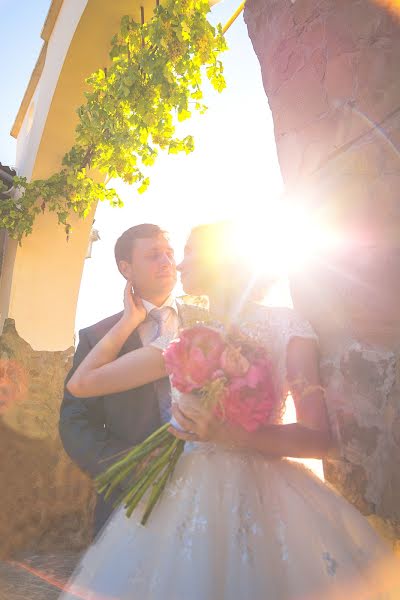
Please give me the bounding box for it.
[2,0,227,241]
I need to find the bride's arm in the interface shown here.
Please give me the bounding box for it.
[67,281,167,398]
[249,336,335,459]
[170,338,336,459]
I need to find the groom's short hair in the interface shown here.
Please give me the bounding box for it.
[114,223,166,264]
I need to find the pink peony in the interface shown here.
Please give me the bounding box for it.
[218,388,274,432]
[165,325,279,432]
[164,326,225,393]
[215,354,277,432]
[220,345,250,377]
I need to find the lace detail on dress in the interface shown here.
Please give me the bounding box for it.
[232,492,263,565]
[176,488,208,561]
[237,304,318,424]
[322,551,339,576]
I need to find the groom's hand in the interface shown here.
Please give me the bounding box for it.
[121,280,147,330]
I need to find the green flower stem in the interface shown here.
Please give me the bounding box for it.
[101,435,172,500]
[125,442,176,506]
[98,440,172,503]
[103,447,156,499]
[99,462,134,498]
[130,422,171,448]
[95,424,171,486]
[125,460,168,518]
[98,430,170,485]
[113,441,174,509]
[124,439,180,518]
[141,439,185,525]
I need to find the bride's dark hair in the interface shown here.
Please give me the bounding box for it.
[190,221,273,303]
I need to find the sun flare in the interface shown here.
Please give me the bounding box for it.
[231,202,338,279]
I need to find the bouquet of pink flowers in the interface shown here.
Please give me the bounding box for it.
[96,325,278,525]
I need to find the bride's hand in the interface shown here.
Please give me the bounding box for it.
[169,403,246,447]
[121,280,147,330]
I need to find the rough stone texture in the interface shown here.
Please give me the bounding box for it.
[0,551,81,600]
[245,0,400,547]
[0,319,95,559]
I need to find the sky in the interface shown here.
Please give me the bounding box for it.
[0,0,51,165]
[0,0,285,333]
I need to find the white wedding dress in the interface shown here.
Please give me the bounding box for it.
[59,305,397,600]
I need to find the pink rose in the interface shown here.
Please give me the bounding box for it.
[164,326,225,393]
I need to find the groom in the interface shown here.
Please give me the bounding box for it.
[59,223,179,536]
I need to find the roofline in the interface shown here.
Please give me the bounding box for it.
[10,43,47,139]
[10,0,64,139]
[41,0,64,42]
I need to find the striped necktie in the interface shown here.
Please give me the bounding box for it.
[149,307,173,423]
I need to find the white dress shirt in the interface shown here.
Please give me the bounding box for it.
[138,294,179,346]
[137,295,179,423]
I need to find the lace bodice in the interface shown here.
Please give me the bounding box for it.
[151,303,317,424]
[237,304,317,422]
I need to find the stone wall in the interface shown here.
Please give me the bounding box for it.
[245,0,400,547]
[0,319,94,558]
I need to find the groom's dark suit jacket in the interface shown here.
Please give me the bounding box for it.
[59,300,206,536]
[59,311,162,535]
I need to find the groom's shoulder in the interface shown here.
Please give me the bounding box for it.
[78,312,124,344]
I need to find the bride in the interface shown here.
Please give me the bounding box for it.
[61,222,397,600]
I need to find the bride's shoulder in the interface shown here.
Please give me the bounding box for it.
[245,303,295,324]
[244,304,317,341]
[240,304,291,338]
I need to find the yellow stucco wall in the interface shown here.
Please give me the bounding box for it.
[1,0,160,350]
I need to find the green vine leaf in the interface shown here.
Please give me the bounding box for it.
[4,0,227,242]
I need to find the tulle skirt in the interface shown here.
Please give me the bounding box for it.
[59,444,398,600]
